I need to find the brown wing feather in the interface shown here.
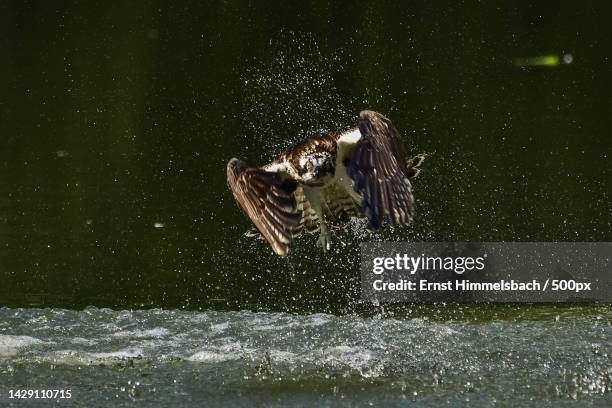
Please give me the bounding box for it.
[293,186,319,234]
[347,110,415,230]
[227,159,301,255]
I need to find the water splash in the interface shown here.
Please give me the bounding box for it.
[240,31,357,162]
[0,306,609,405]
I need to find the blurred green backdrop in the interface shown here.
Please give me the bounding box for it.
[1,1,610,311]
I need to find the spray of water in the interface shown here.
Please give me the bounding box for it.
[239,31,357,162]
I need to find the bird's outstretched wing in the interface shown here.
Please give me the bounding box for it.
[346,110,415,230]
[227,159,301,255]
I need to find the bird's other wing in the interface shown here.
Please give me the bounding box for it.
[347,110,415,230]
[227,158,301,255]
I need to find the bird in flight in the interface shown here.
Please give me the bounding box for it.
[227,110,425,255]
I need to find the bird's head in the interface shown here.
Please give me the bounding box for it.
[296,153,333,185]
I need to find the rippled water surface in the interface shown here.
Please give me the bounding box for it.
[1,306,610,407]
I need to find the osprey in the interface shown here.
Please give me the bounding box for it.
[227,110,425,255]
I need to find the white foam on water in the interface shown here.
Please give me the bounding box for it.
[304,313,332,327]
[89,348,144,360]
[431,324,460,335]
[251,313,332,331]
[209,322,229,333]
[268,350,298,362]
[324,345,385,378]
[111,327,170,338]
[0,335,45,357]
[186,339,257,363]
[39,347,146,366]
[322,345,376,365]
[251,323,279,331]
[186,350,241,363]
[70,337,98,346]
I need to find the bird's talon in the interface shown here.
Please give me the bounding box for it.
[317,231,331,252]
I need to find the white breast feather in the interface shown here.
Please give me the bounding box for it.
[337,127,361,144]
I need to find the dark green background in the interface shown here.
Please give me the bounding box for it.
[1,1,610,311]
